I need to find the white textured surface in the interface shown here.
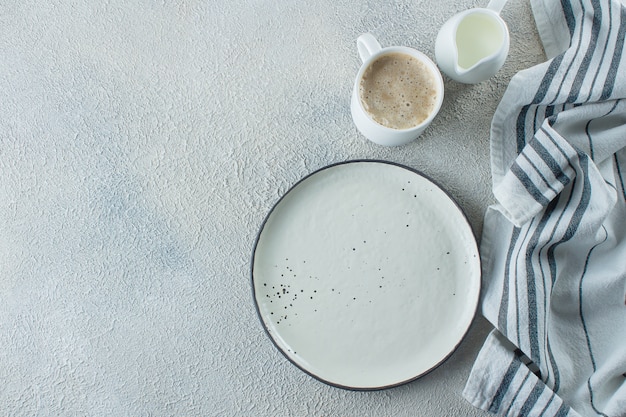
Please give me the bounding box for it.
[0,0,543,415]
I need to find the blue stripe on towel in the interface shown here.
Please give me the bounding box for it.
[600,5,626,99]
[567,0,603,102]
[538,392,557,416]
[550,0,586,106]
[529,137,571,187]
[516,57,564,153]
[519,380,545,417]
[489,357,523,413]
[562,0,577,36]
[579,226,610,416]
[498,227,521,333]
[522,153,560,196]
[522,200,559,363]
[515,222,535,348]
[560,153,592,243]
[554,402,571,417]
[584,0,613,103]
[616,154,626,200]
[503,370,532,416]
[511,162,551,206]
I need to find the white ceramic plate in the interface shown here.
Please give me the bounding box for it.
[251,160,480,390]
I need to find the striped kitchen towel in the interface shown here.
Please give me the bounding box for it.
[463,0,626,416]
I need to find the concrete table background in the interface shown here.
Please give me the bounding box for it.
[0,0,544,415]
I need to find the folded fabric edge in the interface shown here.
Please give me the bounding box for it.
[530,0,572,59]
[491,190,542,229]
[463,330,583,417]
[491,115,583,227]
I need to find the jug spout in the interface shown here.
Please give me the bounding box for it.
[452,44,504,80]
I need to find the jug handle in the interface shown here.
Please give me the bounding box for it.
[357,33,382,63]
[486,0,507,14]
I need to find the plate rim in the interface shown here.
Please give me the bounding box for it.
[250,159,481,390]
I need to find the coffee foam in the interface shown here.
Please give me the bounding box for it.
[359,52,438,130]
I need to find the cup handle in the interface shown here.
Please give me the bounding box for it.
[357,33,382,63]
[486,0,507,13]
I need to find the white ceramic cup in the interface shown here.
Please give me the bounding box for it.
[351,33,444,147]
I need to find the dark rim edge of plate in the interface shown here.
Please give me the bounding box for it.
[249,159,482,391]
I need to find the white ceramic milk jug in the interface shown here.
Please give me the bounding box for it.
[435,0,509,84]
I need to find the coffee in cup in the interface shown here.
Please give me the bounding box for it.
[351,34,444,147]
[358,52,439,130]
